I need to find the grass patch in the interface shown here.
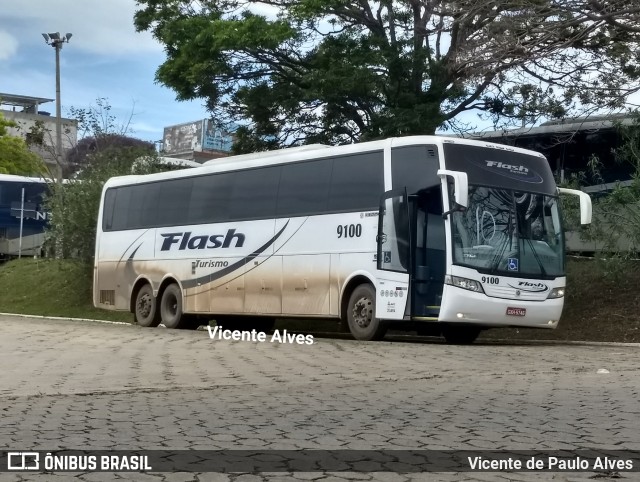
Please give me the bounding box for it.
[0,258,131,322]
[2,257,639,342]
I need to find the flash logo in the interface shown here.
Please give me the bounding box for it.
[160,229,245,251]
[485,160,529,173]
[508,281,549,292]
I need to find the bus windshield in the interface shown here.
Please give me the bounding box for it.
[451,186,564,277]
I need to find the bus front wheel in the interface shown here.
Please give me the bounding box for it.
[346,284,387,341]
[134,284,160,327]
[160,283,185,329]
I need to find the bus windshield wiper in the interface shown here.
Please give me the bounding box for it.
[488,208,513,275]
[524,236,547,277]
[488,232,510,275]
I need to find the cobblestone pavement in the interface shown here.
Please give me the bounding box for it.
[0,314,639,481]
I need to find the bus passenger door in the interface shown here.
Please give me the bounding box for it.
[376,190,410,320]
[411,188,446,320]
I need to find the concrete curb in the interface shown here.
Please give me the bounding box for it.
[476,338,640,348]
[1,312,639,347]
[0,312,131,325]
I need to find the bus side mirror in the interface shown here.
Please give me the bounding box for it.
[558,187,592,225]
[437,169,469,215]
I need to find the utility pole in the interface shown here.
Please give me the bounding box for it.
[42,32,72,183]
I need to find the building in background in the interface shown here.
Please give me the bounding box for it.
[161,119,234,163]
[465,114,633,186]
[464,114,637,254]
[0,93,77,176]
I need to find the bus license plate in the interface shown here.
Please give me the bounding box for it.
[506,307,526,316]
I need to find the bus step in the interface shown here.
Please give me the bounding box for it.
[413,316,439,321]
[422,306,440,317]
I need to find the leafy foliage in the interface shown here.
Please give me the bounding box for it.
[135,0,640,151]
[0,113,45,175]
[62,97,155,177]
[44,147,172,262]
[66,134,155,174]
[41,97,164,261]
[68,97,133,140]
[593,114,640,254]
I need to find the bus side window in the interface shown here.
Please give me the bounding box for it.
[328,152,383,212]
[189,172,234,224]
[391,145,440,194]
[102,189,116,231]
[227,167,281,221]
[277,160,331,217]
[115,188,133,230]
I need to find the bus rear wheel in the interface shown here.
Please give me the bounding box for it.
[441,324,481,344]
[160,283,185,329]
[346,284,387,341]
[134,284,160,327]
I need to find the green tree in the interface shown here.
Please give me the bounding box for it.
[63,97,154,177]
[66,134,155,176]
[43,97,162,261]
[135,0,640,151]
[23,97,145,179]
[44,147,169,262]
[0,112,45,175]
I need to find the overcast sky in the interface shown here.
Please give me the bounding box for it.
[0,0,208,143]
[5,1,634,148]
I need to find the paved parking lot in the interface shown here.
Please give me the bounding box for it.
[0,314,639,481]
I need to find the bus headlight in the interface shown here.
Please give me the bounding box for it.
[444,275,484,293]
[547,287,565,299]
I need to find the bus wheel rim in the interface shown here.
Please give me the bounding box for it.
[167,293,177,317]
[137,294,152,318]
[353,296,373,328]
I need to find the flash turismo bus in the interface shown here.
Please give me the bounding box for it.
[93,136,592,343]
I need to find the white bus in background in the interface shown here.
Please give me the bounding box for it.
[93,136,592,343]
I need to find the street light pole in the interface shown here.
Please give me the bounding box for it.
[42,32,72,183]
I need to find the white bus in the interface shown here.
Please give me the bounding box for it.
[93,136,592,343]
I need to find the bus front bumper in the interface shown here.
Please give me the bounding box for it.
[439,285,564,329]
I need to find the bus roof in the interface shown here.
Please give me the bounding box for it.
[203,144,330,165]
[0,174,49,184]
[103,135,547,189]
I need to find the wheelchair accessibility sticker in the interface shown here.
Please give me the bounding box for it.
[508,258,519,271]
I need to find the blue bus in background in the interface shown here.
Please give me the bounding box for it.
[0,174,49,260]
[0,158,200,261]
